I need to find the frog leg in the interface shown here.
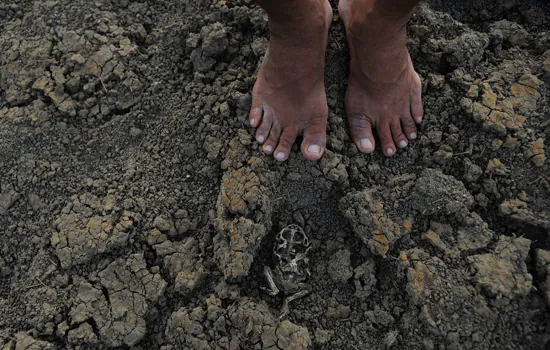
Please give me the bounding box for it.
[280,284,312,319]
[262,266,280,296]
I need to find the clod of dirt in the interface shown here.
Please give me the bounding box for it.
[214,135,274,280]
[527,138,546,167]
[411,168,474,216]
[340,189,413,257]
[0,188,20,214]
[67,322,98,346]
[485,158,510,176]
[153,215,177,237]
[149,231,207,296]
[164,297,311,349]
[468,236,532,299]
[399,248,499,341]
[214,217,268,281]
[319,150,349,185]
[13,332,55,350]
[69,253,166,347]
[444,32,490,69]
[535,249,550,305]
[50,193,137,268]
[353,259,377,298]
[461,63,541,136]
[499,199,550,229]
[190,23,229,73]
[489,20,530,47]
[327,249,353,283]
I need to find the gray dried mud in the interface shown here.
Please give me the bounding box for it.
[0,0,549,349]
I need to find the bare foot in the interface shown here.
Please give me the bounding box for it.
[339,0,424,157]
[249,0,333,162]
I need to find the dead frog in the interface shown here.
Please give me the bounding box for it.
[263,224,312,319]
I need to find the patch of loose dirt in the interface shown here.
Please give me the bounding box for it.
[0,0,549,349]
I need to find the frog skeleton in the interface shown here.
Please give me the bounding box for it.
[263,224,312,319]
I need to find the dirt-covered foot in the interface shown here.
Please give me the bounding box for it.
[339,0,424,157]
[249,0,332,162]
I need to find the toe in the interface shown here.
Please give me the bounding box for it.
[391,120,408,149]
[249,95,263,128]
[378,122,396,157]
[348,113,375,153]
[400,111,418,141]
[262,122,282,155]
[301,117,327,161]
[274,127,298,162]
[256,111,273,144]
[411,72,424,124]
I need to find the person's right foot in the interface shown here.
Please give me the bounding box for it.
[249,0,332,162]
[339,0,424,157]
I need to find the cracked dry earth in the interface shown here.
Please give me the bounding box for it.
[0,0,550,349]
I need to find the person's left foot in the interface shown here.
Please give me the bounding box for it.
[339,0,424,157]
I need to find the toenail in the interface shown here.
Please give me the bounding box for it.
[418,116,423,122]
[386,148,394,156]
[399,140,408,148]
[250,118,257,127]
[360,138,373,150]
[275,152,286,161]
[307,144,321,154]
[410,132,417,140]
[257,135,265,143]
[263,144,273,152]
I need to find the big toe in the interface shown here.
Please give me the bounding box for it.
[348,113,375,153]
[301,118,327,161]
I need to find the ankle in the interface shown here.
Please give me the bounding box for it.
[266,1,330,43]
[341,0,411,41]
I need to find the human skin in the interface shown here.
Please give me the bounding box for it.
[250,0,423,161]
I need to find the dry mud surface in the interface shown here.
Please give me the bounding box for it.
[1,0,550,349]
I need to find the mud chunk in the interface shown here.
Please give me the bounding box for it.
[165,298,311,349]
[0,188,20,214]
[190,23,228,73]
[67,322,98,345]
[489,20,529,46]
[51,194,136,269]
[526,138,545,167]
[366,306,395,327]
[327,249,353,283]
[340,189,413,257]
[535,249,550,305]
[353,260,377,298]
[165,307,210,349]
[463,159,483,183]
[411,168,474,216]
[58,31,86,53]
[214,158,273,280]
[14,332,55,350]
[485,158,509,176]
[203,136,223,160]
[153,236,207,296]
[468,236,532,299]
[326,304,351,319]
[214,217,267,281]
[499,199,550,229]
[444,32,489,68]
[319,151,348,184]
[70,253,166,347]
[219,167,266,217]
[422,229,452,255]
[153,215,177,237]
